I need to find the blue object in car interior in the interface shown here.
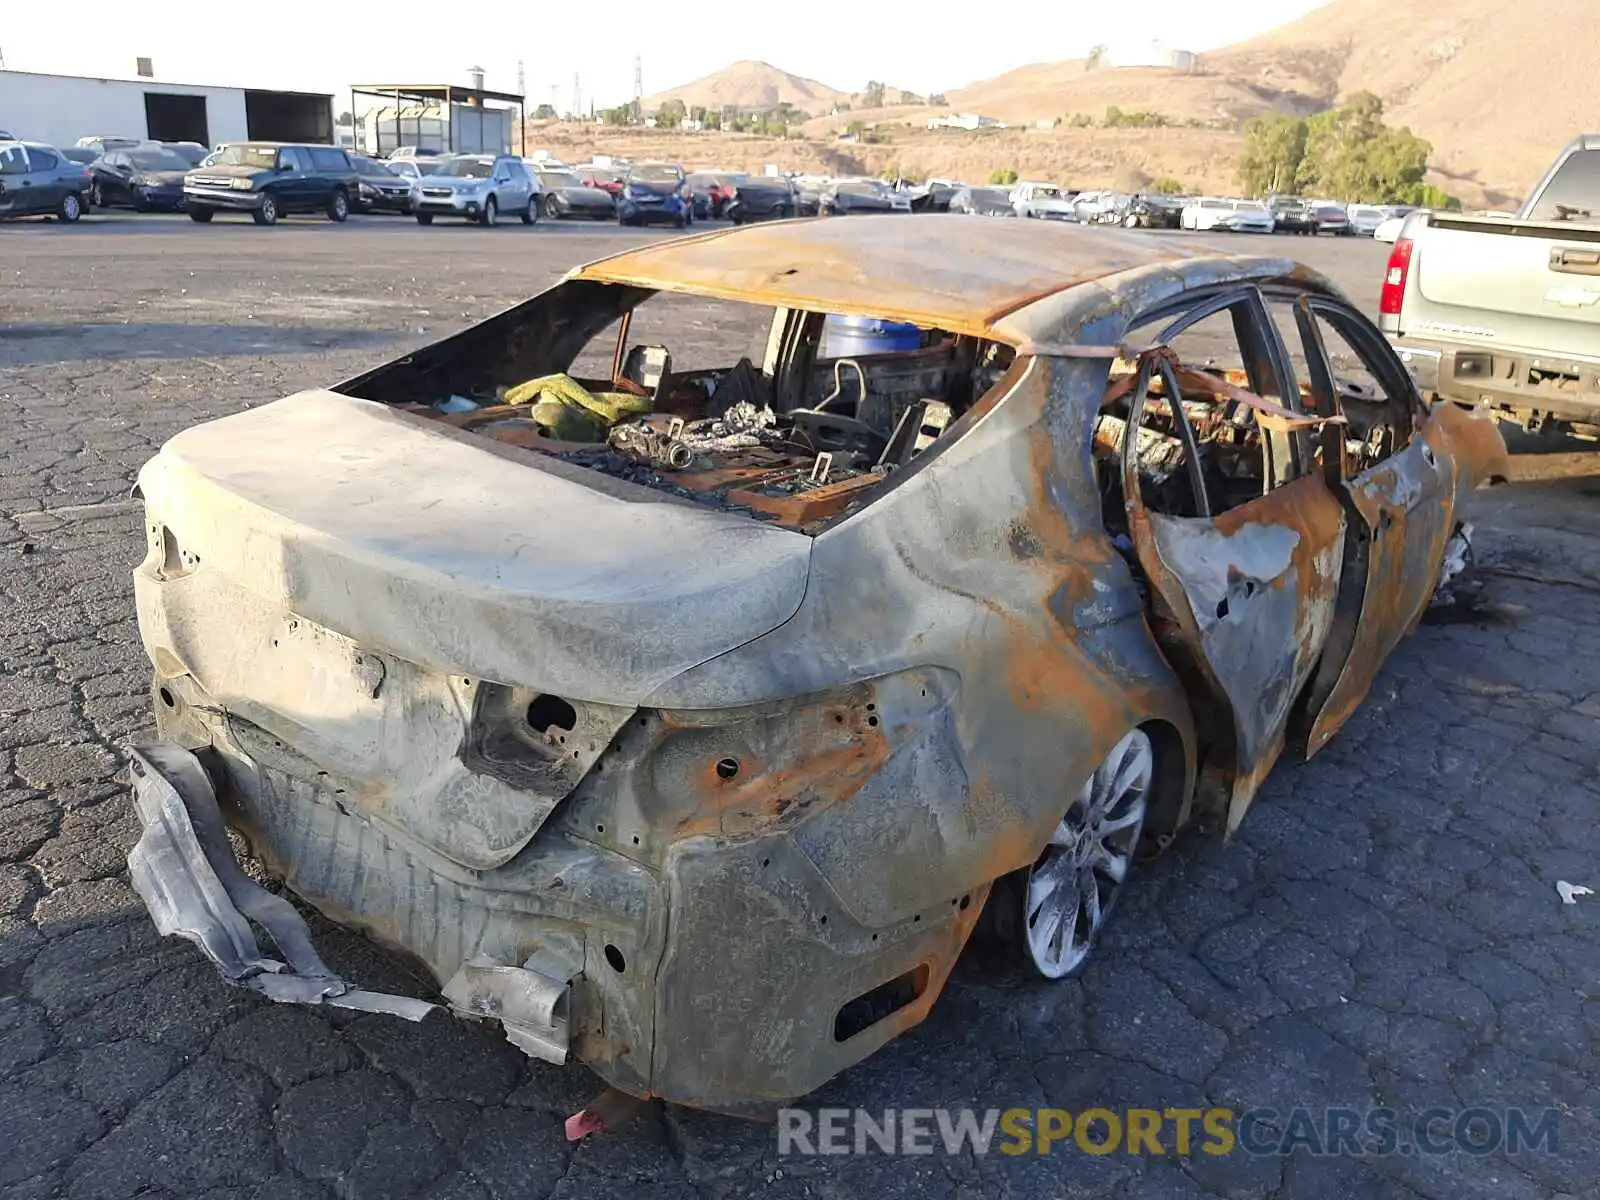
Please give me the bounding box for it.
[820,315,923,359]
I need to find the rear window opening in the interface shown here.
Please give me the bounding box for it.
[339,286,1015,534]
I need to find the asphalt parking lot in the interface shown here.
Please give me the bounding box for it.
[2,213,1597,1200]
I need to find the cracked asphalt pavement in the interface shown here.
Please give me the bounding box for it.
[2,214,1597,1200]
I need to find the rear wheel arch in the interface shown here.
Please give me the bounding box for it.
[1136,717,1193,845]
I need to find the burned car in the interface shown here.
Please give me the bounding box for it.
[126,217,1508,1116]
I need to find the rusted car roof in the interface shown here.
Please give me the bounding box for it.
[572,215,1194,340]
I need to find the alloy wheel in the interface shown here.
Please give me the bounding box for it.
[1022,728,1153,978]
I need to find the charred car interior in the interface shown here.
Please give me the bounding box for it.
[123,219,1510,1117]
[338,283,1017,534]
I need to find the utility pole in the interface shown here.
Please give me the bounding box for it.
[572,73,581,121]
[632,55,643,124]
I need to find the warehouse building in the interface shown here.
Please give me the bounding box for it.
[0,68,334,150]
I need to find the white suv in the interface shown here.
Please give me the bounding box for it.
[1009,181,1076,220]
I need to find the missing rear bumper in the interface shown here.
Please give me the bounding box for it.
[125,742,436,1021]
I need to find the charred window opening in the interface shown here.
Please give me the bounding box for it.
[1268,294,1417,477]
[1094,288,1347,542]
[343,283,1013,535]
[833,962,930,1042]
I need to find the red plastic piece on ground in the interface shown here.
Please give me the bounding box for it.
[565,1109,607,1141]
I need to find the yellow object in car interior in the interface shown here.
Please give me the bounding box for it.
[501,373,654,441]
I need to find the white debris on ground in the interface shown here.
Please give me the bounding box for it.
[1556,880,1593,905]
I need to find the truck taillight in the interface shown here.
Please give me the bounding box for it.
[1379,237,1413,316]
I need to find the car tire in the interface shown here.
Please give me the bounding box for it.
[479,196,498,226]
[188,208,214,223]
[544,194,562,219]
[981,727,1154,980]
[89,181,104,208]
[1123,212,1140,228]
[415,213,433,225]
[521,199,537,225]
[326,189,349,222]
[252,194,279,226]
[58,191,83,223]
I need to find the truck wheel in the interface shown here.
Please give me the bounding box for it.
[188,208,214,223]
[415,213,433,225]
[252,194,279,226]
[326,189,349,222]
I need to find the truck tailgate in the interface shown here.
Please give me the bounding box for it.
[1413,217,1600,359]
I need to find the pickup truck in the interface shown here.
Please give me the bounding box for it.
[1381,135,1600,436]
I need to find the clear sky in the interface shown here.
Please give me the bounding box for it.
[0,1,1331,111]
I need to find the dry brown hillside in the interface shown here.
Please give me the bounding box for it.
[1207,0,1599,200]
[943,60,1320,128]
[618,0,1599,205]
[523,123,1245,196]
[640,61,849,114]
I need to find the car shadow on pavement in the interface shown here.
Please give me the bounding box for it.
[0,323,405,366]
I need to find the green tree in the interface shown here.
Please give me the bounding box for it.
[1409,183,1463,211]
[601,106,631,127]
[1152,177,1185,194]
[1237,113,1309,195]
[988,167,1018,185]
[862,80,886,109]
[1237,92,1457,204]
[654,99,687,129]
[534,103,557,119]
[928,93,948,106]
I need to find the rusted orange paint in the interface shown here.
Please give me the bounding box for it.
[670,702,891,841]
[724,474,883,528]
[572,216,1192,343]
[977,364,1194,866]
[874,883,991,1040]
[1427,401,1512,489]
[1305,402,1508,756]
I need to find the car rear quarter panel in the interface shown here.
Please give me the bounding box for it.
[646,355,1197,923]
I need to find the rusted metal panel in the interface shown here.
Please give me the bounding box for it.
[1129,473,1347,832]
[1305,402,1509,754]
[574,216,1198,340]
[131,227,1454,1113]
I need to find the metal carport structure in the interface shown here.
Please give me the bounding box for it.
[349,82,526,157]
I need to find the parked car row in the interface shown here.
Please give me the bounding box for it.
[2,132,1421,239]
